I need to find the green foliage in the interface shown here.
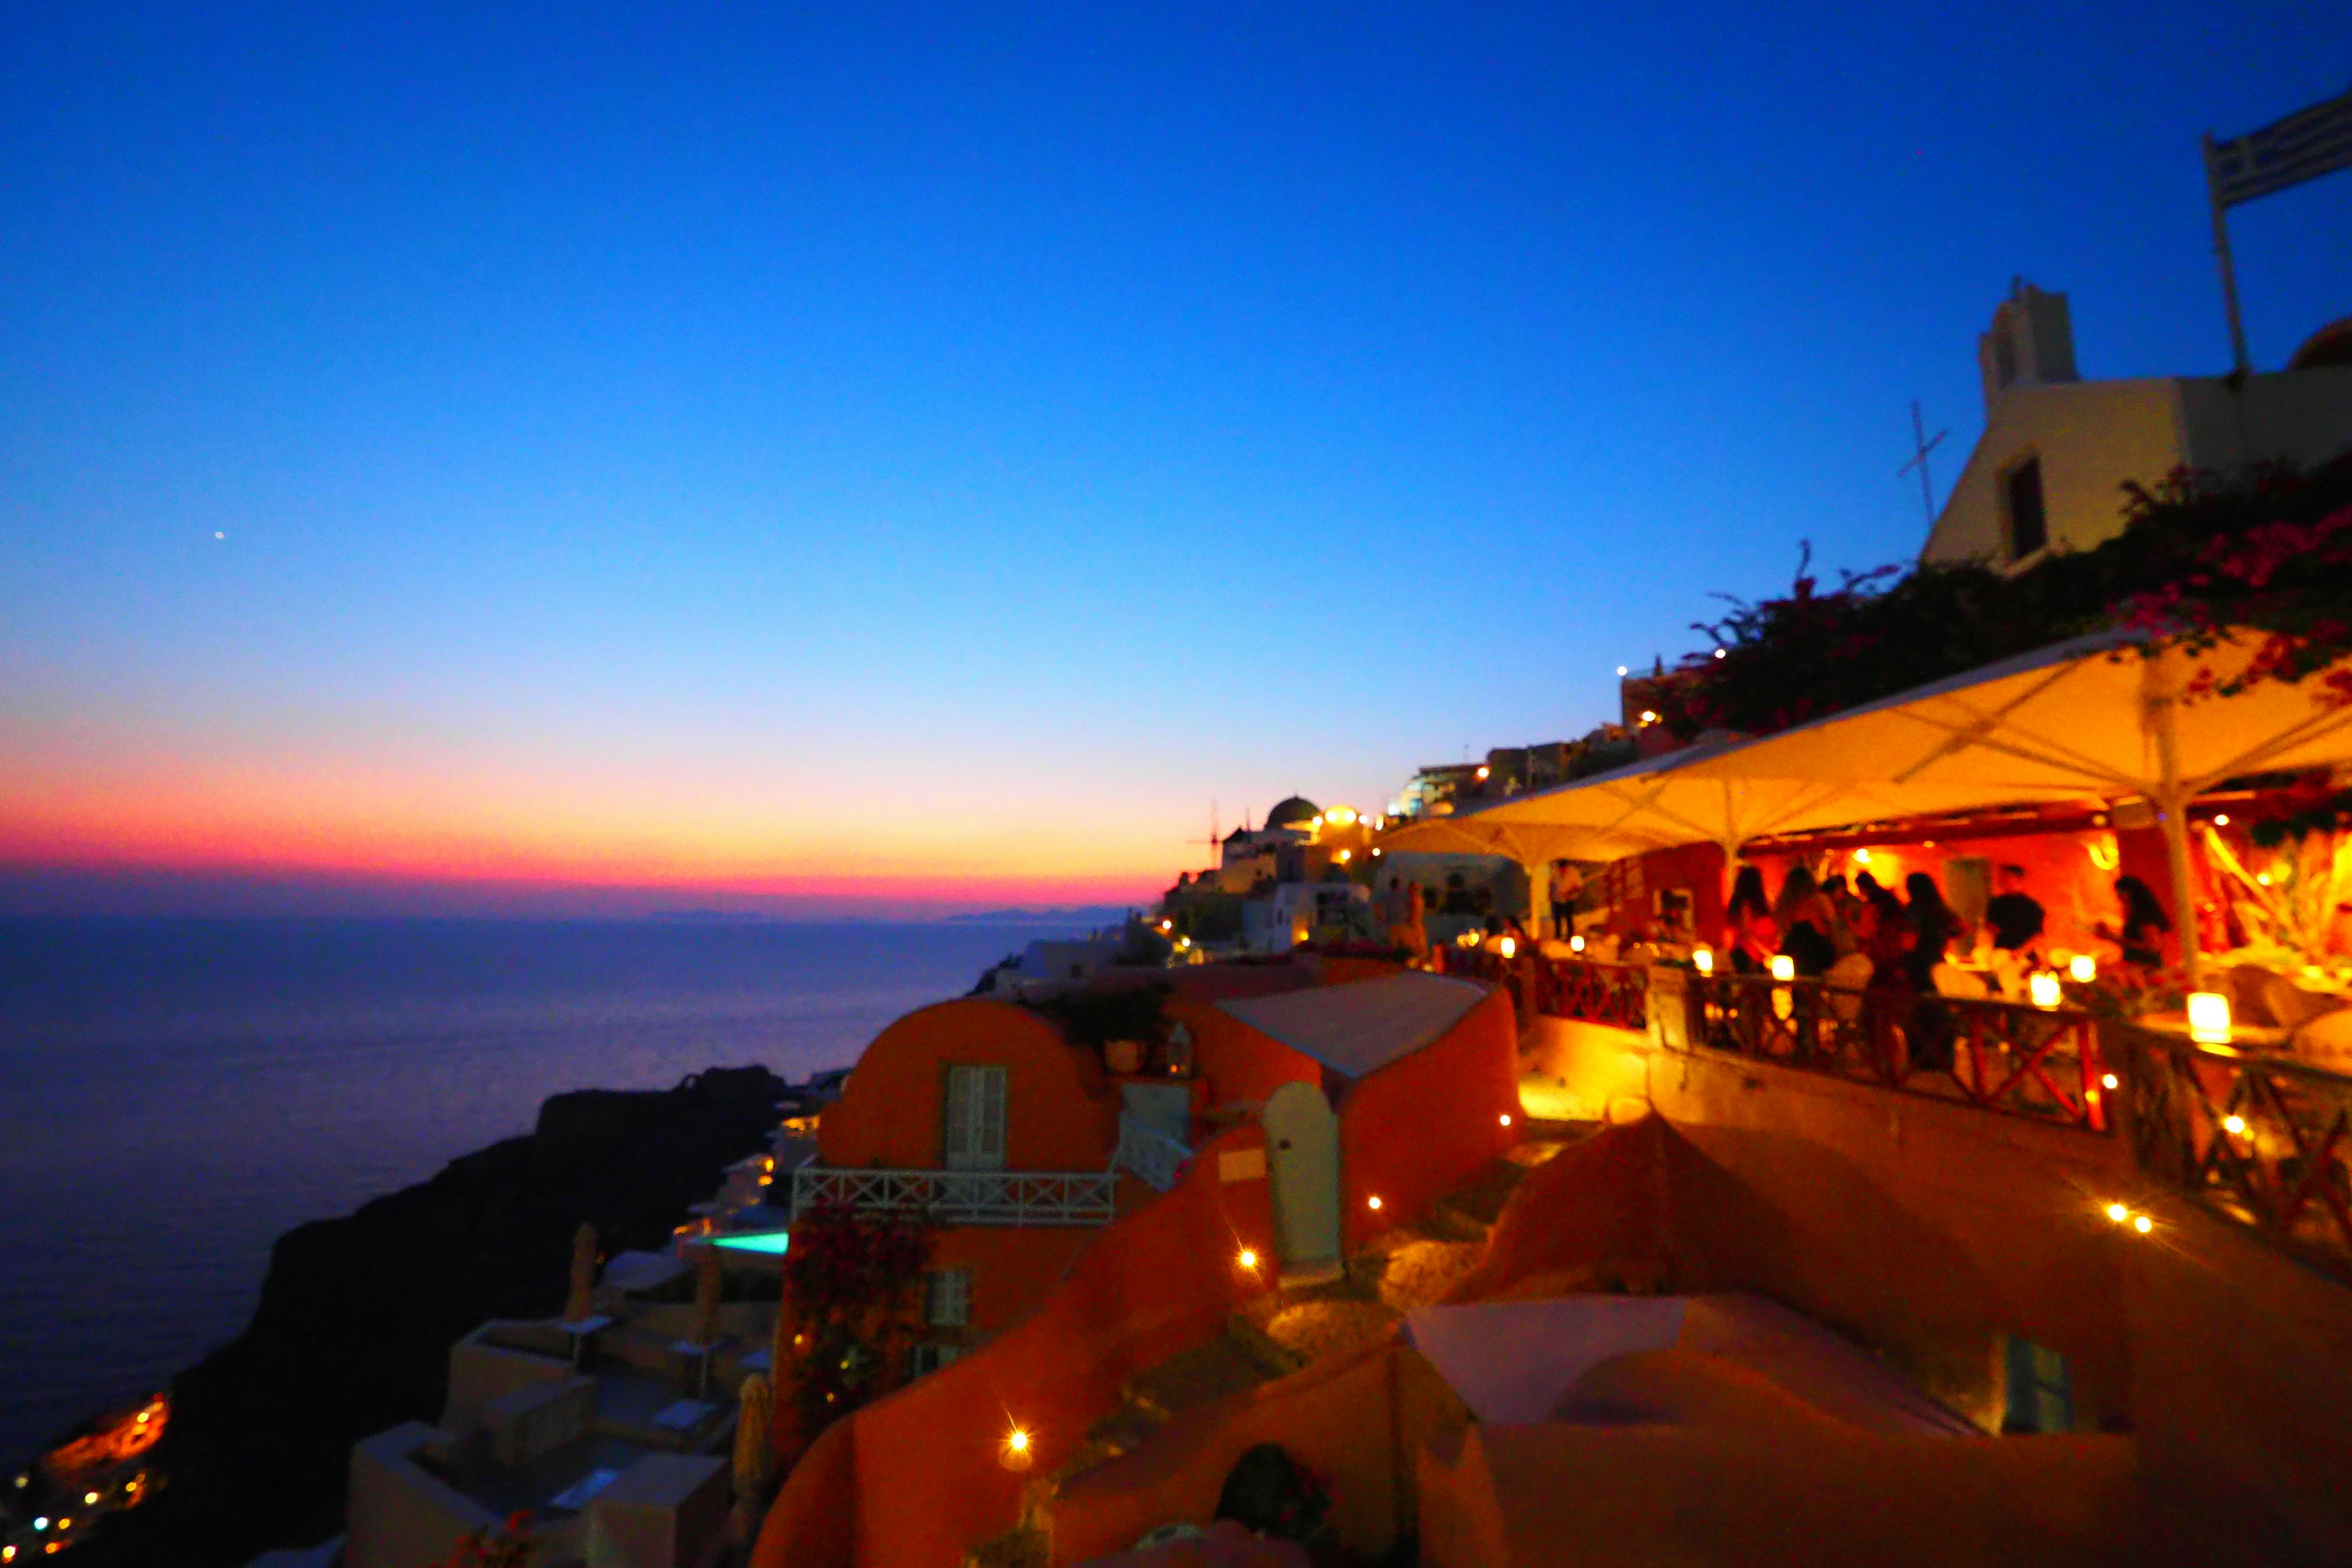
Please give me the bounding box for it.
[1654,458,2352,740]
[780,1201,933,1434]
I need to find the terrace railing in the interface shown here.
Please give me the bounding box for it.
[790,1165,1118,1227]
[2117,1028,2352,1282]
[1113,1117,1193,1193]
[1664,970,2110,1134]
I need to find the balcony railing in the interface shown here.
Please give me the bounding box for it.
[791,1165,1119,1226]
[2119,1028,2352,1282]
[791,1112,1194,1226]
[1114,1119,1193,1193]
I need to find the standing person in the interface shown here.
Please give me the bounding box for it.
[1821,872,1861,957]
[1902,872,1962,1071]
[1549,860,1585,938]
[1774,866,1839,978]
[1723,865,1778,974]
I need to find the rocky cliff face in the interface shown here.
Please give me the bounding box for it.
[75,1065,783,1568]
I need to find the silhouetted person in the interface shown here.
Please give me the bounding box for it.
[1774,865,1838,978]
[2106,875,2171,970]
[1983,864,2046,953]
[1724,865,1777,974]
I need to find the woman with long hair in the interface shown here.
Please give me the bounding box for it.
[1723,864,1777,973]
[1902,871,1962,1072]
[2108,875,2172,969]
[1774,865,1839,978]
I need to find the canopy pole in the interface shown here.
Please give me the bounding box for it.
[2143,651,2203,981]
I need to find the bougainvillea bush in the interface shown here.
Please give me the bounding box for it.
[1651,457,2352,741]
[778,1199,933,1434]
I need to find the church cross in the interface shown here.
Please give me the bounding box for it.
[1897,399,1947,529]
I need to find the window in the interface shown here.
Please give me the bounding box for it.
[2001,1336,2072,1433]
[942,1065,1007,1170]
[909,1342,963,1378]
[2004,457,2048,562]
[924,1268,971,1327]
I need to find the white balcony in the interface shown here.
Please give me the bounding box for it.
[790,1112,1191,1227]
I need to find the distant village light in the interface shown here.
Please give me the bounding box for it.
[1638,711,1659,726]
[1713,647,1726,658]
[1475,766,1490,780]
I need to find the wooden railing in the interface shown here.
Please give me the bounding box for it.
[1662,970,2110,1134]
[2117,1028,2352,1281]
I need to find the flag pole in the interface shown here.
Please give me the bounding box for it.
[2202,132,2254,378]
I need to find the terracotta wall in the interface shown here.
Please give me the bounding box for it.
[1338,985,1522,1250]
[929,1226,1102,1340]
[1050,1340,1472,1565]
[819,998,1118,1172]
[750,1124,1281,1568]
[1465,1046,2352,1562]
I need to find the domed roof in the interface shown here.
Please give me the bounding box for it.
[2288,317,2352,371]
[1264,796,1321,831]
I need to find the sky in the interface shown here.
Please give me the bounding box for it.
[2,2,2347,918]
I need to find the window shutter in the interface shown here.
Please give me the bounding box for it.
[976,1067,1007,1168]
[943,1067,973,1166]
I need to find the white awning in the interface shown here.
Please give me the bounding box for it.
[1214,970,1488,1080]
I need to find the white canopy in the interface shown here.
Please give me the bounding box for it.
[1387,629,2352,973]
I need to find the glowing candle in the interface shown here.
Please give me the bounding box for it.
[2187,992,2232,1045]
[1769,955,1795,982]
[2029,971,2062,1009]
[1693,948,1714,976]
[2069,954,2097,984]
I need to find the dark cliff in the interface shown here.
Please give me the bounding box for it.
[74,1065,782,1567]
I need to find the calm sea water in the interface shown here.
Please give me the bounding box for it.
[0,916,1061,1463]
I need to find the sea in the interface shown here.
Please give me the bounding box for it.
[0,915,1084,1464]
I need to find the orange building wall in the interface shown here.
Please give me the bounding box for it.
[820,998,1118,1172]
[750,1123,1282,1568]
[1338,985,1522,1250]
[928,1226,1101,1339]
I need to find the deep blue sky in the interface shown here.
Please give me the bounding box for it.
[2,3,2346,910]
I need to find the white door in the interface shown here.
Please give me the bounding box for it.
[1262,1081,1342,1285]
[943,1065,1008,1171]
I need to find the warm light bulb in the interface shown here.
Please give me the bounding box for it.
[81,1493,96,1506]
[1852,848,1871,864]
[1499,1113,1512,1127]
[1693,948,1714,976]
[1237,1249,1258,1270]
[1639,710,1659,725]
[2101,1072,2119,1090]
[1006,1428,1030,1453]
[1569,933,1586,953]
[1498,936,1516,958]
[2070,954,2097,984]
[2104,1203,2128,1223]
[1769,955,1795,982]
[2223,1114,2247,1136]
[2212,813,2230,827]
[1367,1194,1384,1211]
[2187,992,2232,1045]
[2029,971,2062,1009]
[2133,1215,2153,1235]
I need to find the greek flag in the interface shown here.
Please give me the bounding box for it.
[2207,87,2352,209]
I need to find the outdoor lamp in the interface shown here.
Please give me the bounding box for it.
[2187,992,2232,1045]
[1001,1427,1034,1471]
[2070,954,2097,984]
[1237,1248,1259,1271]
[1498,936,1516,959]
[1366,1194,1384,1211]
[1769,955,1795,982]
[1693,948,1714,976]
[2105,1203,2128,1224]
[2029,971,2062,1009]
[1570,933,1586,953]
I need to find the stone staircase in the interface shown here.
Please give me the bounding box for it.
[1046,1131,1596,1493]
